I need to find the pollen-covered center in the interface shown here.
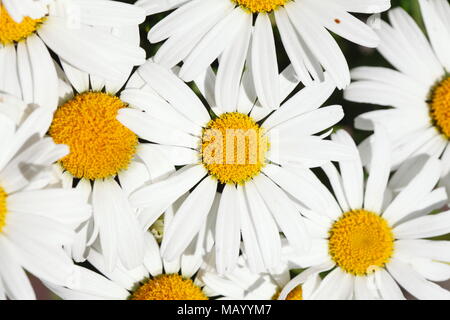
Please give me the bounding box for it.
[130,274,208,300]
[201,112,269,185]
[49,92,138,180]
[0,5,45,45]
[285,286,303,300]
[328,209,394,276]
[273,286,303,300]
[0,187,8,233]
[429,76,450,139]
[232,0,289,13]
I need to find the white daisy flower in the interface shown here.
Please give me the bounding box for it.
[344,0,450,199]
[0,0,146,111]
[48,62,178,272]
[136,0,389,110]
[0,94,91,300]
[198,242,322,300]
[278,128,450,300]
[118,60,352,274]
[46,220,215,300]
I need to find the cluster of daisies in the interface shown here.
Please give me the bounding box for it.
[0,0,449,300]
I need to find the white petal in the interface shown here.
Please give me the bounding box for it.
[244,181,282,270]
[120,88,201,136]
[237,185,265,273]
[419,0,450,70]
[131,165,207,228]
[93,179,145,271]
[215,184,241,274]
[179,7,245,82]
[263,164,340,220]
[251,13,280,109]
[161,177,217,261]
[364,127,391,213]
[275,8,317,85]
[142,233,163,277]
[387,258,450,300]
[117,108,199,148]
[0,237,35,300]
[252,174,310,252]
[394,210,450,239]
[310,267,354,300]
[75,0,145,27]
[136,144,175,183]
[331,130,364,210]
[374,268,405,300]
[137,62,210,126]
[383,158,441,225]
[306,0,380,47]
[286,1,350,88]
[396,239,450,262]
[215,11,251,113]
[278,262,333,300]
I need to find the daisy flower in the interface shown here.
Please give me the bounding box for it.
[137,0,389,110]
[46,209,216,301]
[118,60,352,274]
[278,128,450,300]
[344,0,450,199]
[0,0,145,111]
[198,241,322,300]
[48,61,178,272]
[0,94,91,300]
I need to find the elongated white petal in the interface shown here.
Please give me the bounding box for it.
[251,13,280,109]
[374,268,405,300]
[137,62,210,126]
[310,267,354,300]
[364,127,391,213]
[93,179,145,271]
[215,184,241,274]
[394,211,450,239]
[215,12,251,113]
[161,177,217,261]
[131,165,207,228]
[0,237,35,300]
[383,158,441,225]
[387,258,450,300]
[253,174,310,251]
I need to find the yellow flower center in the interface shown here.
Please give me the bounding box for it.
[273,285,303,300]
[130,274,208,300]
[429,76,450,139]
[49,92,138,180]
[232,0,289,13]
[0,5,45,45]
[328,209,394,276]
[286,286,303,300]
[201,112,269,185]
[0,187,8,233]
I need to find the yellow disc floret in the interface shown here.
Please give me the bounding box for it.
[232,0,289,13]
[328,209,394,276]
[0,5,45,45]
[285,286,303,300]
[273,285,303,300]
[0,187,8,233]
[49,92,138,180]
[201,112,269,185]
[429,76,450,139]
[130,274,208,300]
